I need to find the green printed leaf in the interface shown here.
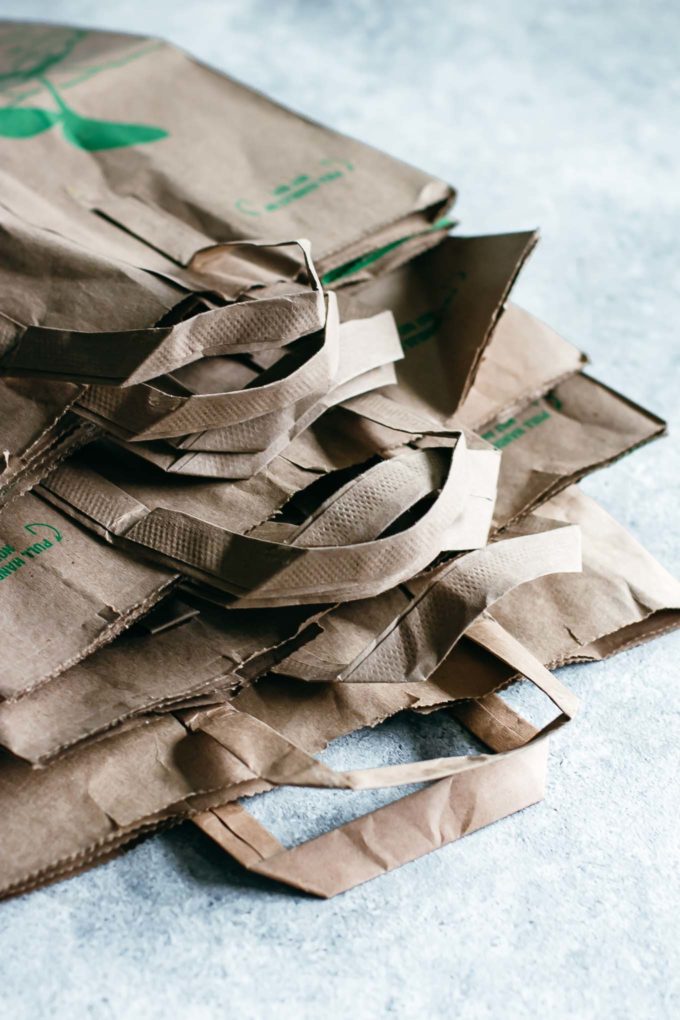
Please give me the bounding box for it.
[0,106,59,138]
[60,110,168,150]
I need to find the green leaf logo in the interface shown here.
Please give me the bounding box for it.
[0,71,168,151]
[0,106,59,137]
[60,110,168,150]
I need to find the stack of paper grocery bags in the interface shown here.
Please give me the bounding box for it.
[0,22,678,899]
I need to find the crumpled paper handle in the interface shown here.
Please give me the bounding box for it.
[0,240,324,386]
[76,301,401,444]
[193,630,576,897]
[41,436,488,605]
[273,518,581,682]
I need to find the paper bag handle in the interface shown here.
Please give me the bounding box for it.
[41,439,475,605]
[0,241,324,386]
[76,302,402,443]
[193,627,575,896]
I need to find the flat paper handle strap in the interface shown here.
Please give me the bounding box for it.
[193,629,575,896]
[77,304,400,442]
[110,363,399,480]
[78,293,339,437]
[41,438,474,606]
[132,440,469,605]
[285,446,446,547]
[276,520,581,682]
[195,742,548,897]
[0,240,324,386]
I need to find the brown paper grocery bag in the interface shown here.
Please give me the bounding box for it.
[0,23,454,286]
[8,487,665,897]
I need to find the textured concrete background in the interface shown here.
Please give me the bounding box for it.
[1,2,679,1018]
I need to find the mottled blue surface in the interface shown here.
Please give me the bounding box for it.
[1,2,679,1018]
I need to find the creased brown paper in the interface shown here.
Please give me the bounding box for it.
[0,489,174,701]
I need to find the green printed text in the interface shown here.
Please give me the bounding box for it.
[235,158,354,217]
[0,523,62,582]
[482,403,553,449]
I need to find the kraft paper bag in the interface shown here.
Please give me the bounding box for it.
[1,19,675,909]
[0,489,174,701]
[0,620,576,901]
[0,23,454,286]
[0,517,580,896]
